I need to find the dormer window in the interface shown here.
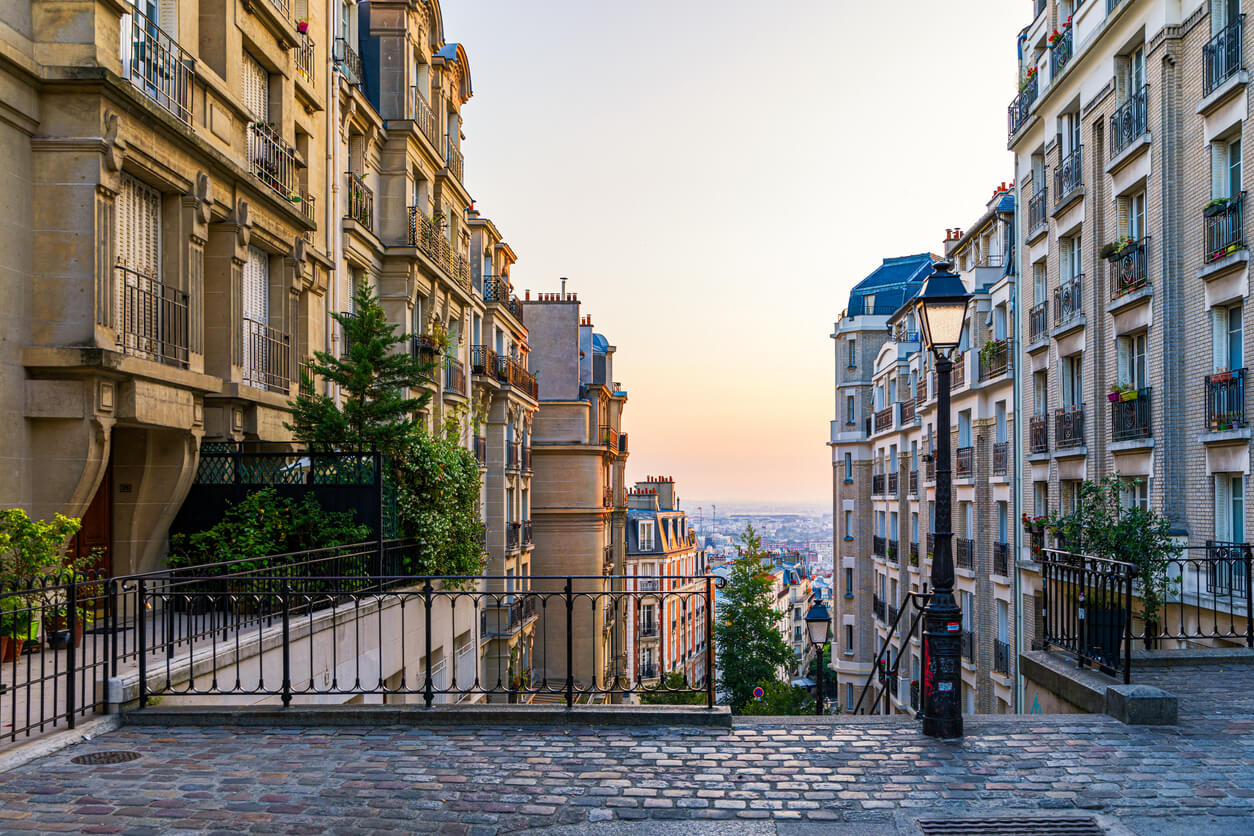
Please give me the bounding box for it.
[639,520,655,551]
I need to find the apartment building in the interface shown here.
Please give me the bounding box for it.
[624,477,708,689]
[523,289,629,693]
[831,188,1020,716]
[1010,0,1252,650]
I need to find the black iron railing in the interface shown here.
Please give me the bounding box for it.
[1110,85,1149,158]
[925,457,935,482]
[347,172,373,230]
[115,265,190,368]
[873,535,886,558]
[1029,301,1049,343]
[853,591,930,715]
[599,424,618,451]
[960,629,974,662]
[1055,403,1085,449]
[955,446,974,479]
[470,345,499,377]
[522,520,533,545]
[1111,387,1152,441]
[993,441,1009,476]
[473,435,486,466]
[242,318,290,394]
[333,38,363,86]
[445,359,467,396]
[1206,369,1246,430]
[953,352,966,388]
[294,33,315,84]
[872,594,886,622]
[909,470,918,495]
[1028,187,1048,233]
[888,472,898,495]
[872,474,885,495]
[248,122,298,200]
[406,208,472,292]
[887,541,898,565]
[506,441,521,470]
[1205,192,1245,263]
[1030,414,1049,454]
[909,541,919,566]
[1055,143,1082,202]
[446,137,465,182]
[1204,15,1244,96]
[994,639,1011,675]
[979,339,1012,380]
[900,398,916,423]
[1050,26,1073,79]
[522,445,532,472]
[1039,548,1136,682]
[409,88,441,149]
[126,8,194,125]
[1110,237,1150,298]
[956,539,975,571]
[1054,276,1083,325]
[994,542,1010,577]
[1008,76,1038,139]
[927,533,934,558]
[874,405,894,432]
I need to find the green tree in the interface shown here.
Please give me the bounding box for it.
[286,281,437,455]
[715,525,795,712]
[639,670,707,706]
[737,679,814,716]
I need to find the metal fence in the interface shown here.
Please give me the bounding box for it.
[1039,548,1136,683]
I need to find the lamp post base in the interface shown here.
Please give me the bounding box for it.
[921,596,964,740]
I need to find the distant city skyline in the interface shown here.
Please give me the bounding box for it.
[440,0,1023,504]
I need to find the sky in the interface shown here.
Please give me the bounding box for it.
[441,0,1025,508]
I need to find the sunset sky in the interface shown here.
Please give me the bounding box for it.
[442,0,1024,507]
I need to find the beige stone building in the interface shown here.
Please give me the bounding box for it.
[831,187,1020,716]
[523,288,628,695]
[624,477,708,689]
[1010,0,1253,661]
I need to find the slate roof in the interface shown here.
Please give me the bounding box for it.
[845,253,935,317]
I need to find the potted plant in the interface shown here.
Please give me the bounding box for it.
[1099,236,1135,261]
[1108,383,1137,402]
[979,338,1004,367]
[296,19,309,33]
[42,599,92,651]
[1,510,85,660]
[1204,197,1232,217]
[1020,65,1038,92]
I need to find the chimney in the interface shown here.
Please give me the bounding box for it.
[560,277,567,297]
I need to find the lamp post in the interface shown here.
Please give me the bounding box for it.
[911,260,972,740]
[804,599,831,716]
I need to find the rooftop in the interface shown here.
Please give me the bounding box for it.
[844,253,936,318]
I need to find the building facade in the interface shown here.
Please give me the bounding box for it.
[1010,0,1252,655]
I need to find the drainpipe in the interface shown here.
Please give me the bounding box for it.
[1011,189,1025,714]
[327,7,342,405]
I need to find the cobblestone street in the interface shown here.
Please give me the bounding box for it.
[0,710,1251,835]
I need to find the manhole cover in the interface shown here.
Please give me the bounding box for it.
[70,751,142,765]
[917,817,1103,835]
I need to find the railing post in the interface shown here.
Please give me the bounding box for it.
[108,579,118,681]
[423,580,434,707]
[375,449,385,580]
[137,578,147,708]
[1077,587,1086,670]
[565,577,574,708]
[1246,545,1253,648]
[65,572,77,729]
[705,578,715,709]
[1124,567,1134,685]
[280,580,292,706]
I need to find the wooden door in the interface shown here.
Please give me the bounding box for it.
[71,464,112,576]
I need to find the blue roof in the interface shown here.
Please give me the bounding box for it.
[996,193,1015,213]
[846,253,934,317]
[592,333,609,352]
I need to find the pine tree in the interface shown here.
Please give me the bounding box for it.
[287,282,437,454]
[715,524,796,712]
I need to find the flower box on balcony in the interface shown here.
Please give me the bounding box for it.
[296,19,309,33]
[1107,392,1120,403]
[1121,390,1138,402]
[1205,198,1232,217]
[1212,370,1234,383]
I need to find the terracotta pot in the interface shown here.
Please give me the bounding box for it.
[0,636,26,663]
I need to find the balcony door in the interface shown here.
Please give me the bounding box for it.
[1213,304,1244,372]
[1117,333,1148,390]
[1061,354,1083,406]
[1214,0,1241,33]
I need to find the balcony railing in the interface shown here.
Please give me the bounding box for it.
[872,535,886,558]
[248,121,298,200]
[1110,237,1150,298]
[1205,192,1245,263]
[887,472,898,495]
[1109,85,1149,158]
[347,173,373,230]
[126,8,194,125]
[599,425,618,451]
[445,359,467,396]
[925,457,935,482]
[874,405,894,432]
[406,208,472,292]
[506,441,521,470]
[1008,76,1038,139]
[483,276,510,304]
[872,594,886,622]
[1054,276,1083,325]
[1054,143,1082,203]
[507,522,521,550]
[242,318,291,395]
[1206,369,1247,430]
[956,538,974,571]
[899,398,916,423]
[294,33,315,84]
[1055,403,1085,449]
[1028,187,1048,233]
[952,352,966,388]
[114,266,190,368]
[266,0,290,19]
[872,474,886,495]
[639,622,659,638]
[994,542,1010,577]
[640,663,659,680]
[955,446,974,479]
[1050,26,1073,79]
[1204,15,1244,96]
[886,541,898,564]
[909,470,918,495]
[1028,301,1048,343]
[298,192,315,227]
[334,38,363,87]
[498,356,539,398]
[298,357,314,396]
[915,380,927,405]
[910,680,920,711]
[1111,387,1152,441]
[926,533,934,558]
[603,487,614,509]
[1029,414,1049,454]
[979,339,1012,380]
[994,639,1011,675]
[473,435,486,466]
[909,541,919,566]
[992,441,1009,476]
[470,345,499,377]
[446,137,465,182]
[522,445,532,472]
[409,88,441,149]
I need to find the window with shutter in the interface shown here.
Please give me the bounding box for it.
[157,0,177,37]
[241,52,269,121]
[114,174,162,337]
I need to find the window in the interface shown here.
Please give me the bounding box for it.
[1061,480,1081,514]
[844,567,853,597]
[1117,332,1148,389]
[996,402,1007,443]
[1126,46,1145,97]
[638,521,655,551]
[1216,136,1244,200]
[1032,261,1047,305]
[1033,370,1048,415]
[1213,304,1243,372]
[844,453,853,481]
[996,601,1009,644]
[1061,354,1083,406]
[1126,191,1147,240]
[961,591,974,631]
[1034,481,1049,516]
[1216,474,1246,542]
[1121,478,1150,510]
[958,410,972,447]
[241,51,269,122]
[997,503,1008,543]
[847,339,856,368]
[1062,110,1081,157]
[845,394,856,424]
[115,173,162,284]
[1060,235,1081,281]
[889,512,898,541]
[911,513,919,543]
[843,510,853,540]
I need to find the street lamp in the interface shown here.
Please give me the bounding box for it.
[910,260,972,740]
[804,599,831,716]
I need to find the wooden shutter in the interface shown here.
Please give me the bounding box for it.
[241,52,269,121]
[157,0,177,37]
[243,246,269,323]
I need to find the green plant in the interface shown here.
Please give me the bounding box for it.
[0,509,83,579]
[715,525,796,712]
[286,281,437,457]
[979,339,1005,366]
[639,670,706,706]
[167,488,370,575]
[736,680,814,716]
[1205,197,1232,212]
[1100,236,1135,260]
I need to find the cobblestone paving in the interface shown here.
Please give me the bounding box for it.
[0,711,1252,834]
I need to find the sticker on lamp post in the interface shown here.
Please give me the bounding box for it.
[946,622,960,631]
[938,682,953,692]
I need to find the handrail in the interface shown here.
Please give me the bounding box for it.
[852,591,930,715]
